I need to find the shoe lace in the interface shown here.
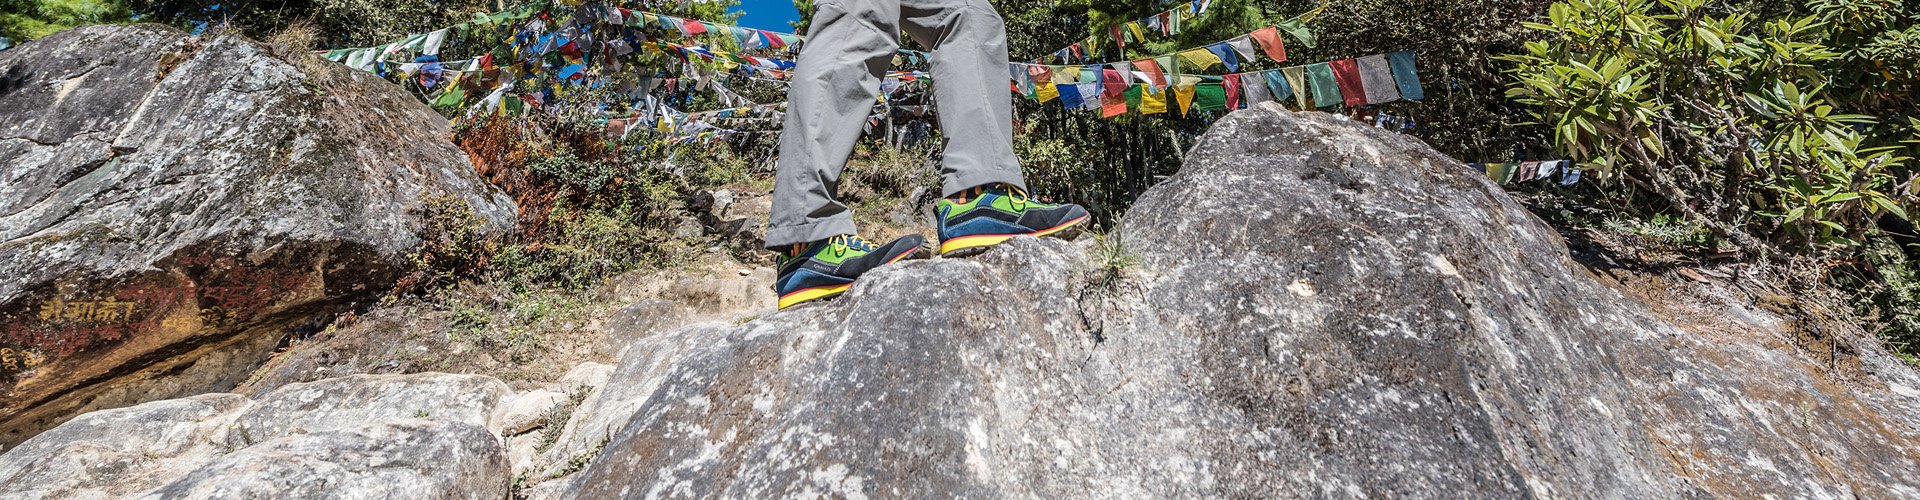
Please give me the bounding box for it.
[829,234,877,256]
[1007,185,1031,211]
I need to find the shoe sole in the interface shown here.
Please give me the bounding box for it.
[939,215,1089,258]
[776,244,930,310]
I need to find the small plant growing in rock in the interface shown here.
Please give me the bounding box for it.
[548,437,607,480]
[534,386,593,454]
[1088,232,1142,293]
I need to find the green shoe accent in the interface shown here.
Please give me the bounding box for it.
[936,184,1090,257]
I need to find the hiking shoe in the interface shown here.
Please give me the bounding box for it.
[775,234,929,309]
[936,184,1090,257]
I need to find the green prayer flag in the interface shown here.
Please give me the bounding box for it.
[1306,62,1342,108]
[1275,19,1317,49]
[432,87,466,108]
[1124,85,1143,111]
[1194,83,1227,111]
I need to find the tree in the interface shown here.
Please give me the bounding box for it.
[0,0,130,43]
[1503,0,1920,253]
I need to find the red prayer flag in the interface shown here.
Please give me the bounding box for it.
[1223,74,1243,109]
[1330,58,1369,108]
[762,30,786,48]
[1134,58,1167,88]
[1110,25,1126,51]
[683,19,707,36]
[1250,27,1287,62]
[1028,64,1053,83]
[1102,69,1125,96]
[1069,43,1082,61]
[1101,92,1128,118]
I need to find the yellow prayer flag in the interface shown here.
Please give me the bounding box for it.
[1037,82,1060,103]
[1126,22,1148,42]
[1140,87,1167,115]
[1175,84,1196,116]
[1178,49,1221,71]
[1057,65,1082,84]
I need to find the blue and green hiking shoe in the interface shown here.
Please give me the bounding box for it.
[775,234,929,309]
[936,184,1091,257]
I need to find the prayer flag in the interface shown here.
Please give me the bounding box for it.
[1356,54,1402,104]
[682,19,707,35]
[1055,65,1080,85]
[1112,62,1133,86]
[1103,68,1126,96]
[1134,58,1168,89]
[1243,70,1272,105]
[1175,83,1196,116]
[1206,43,1240,72]
[1029,64,1053,84]
[1387,50,1424,101]
[1111,25,1127,51]
[1227,36,1259,62]
[1102,92,1128,117]
[1262,69,1291,105]
[1223,74,1242,109]
[1330,58,1368,108]
[1281,66,1309,108]
[1060,83,1086,109]
[1178,48,1221,71]
[1195,83,1227,111]
[1076,83,1101,110]
[423,29,448,56]
[1250,27,1287,62]
[1140,86,1168,115]
[1305,63,1342,108]
[1037,82,1059,103]
[1128,21,1148,42]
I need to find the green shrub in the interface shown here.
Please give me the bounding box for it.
[1503,0,1919,253]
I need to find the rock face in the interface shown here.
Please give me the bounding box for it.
[550,105,1920,497]
[0,24,516,446]
[0,373,512,498]
[6,96,1920,496]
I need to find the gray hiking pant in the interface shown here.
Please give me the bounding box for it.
[766,0,1027,248]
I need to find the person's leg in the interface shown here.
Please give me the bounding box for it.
[769,0,931,310]
[898,0,1026,197]
[767,0,902,249]
[902,0,1091,257]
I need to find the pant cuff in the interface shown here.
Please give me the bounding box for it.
[764,216,859,249]
[942,167,1027,198]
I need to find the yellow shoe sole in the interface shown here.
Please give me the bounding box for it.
[777,283,853,310]
[775,245,928,310]
[939,215,1089,257]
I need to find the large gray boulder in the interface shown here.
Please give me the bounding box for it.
[0,372,514,498]
[139,419,508,500]
[0,393,249,499]
[559,105,1920,497]
[0,24,515,446]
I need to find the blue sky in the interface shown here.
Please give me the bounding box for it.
[731,0,802,32]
